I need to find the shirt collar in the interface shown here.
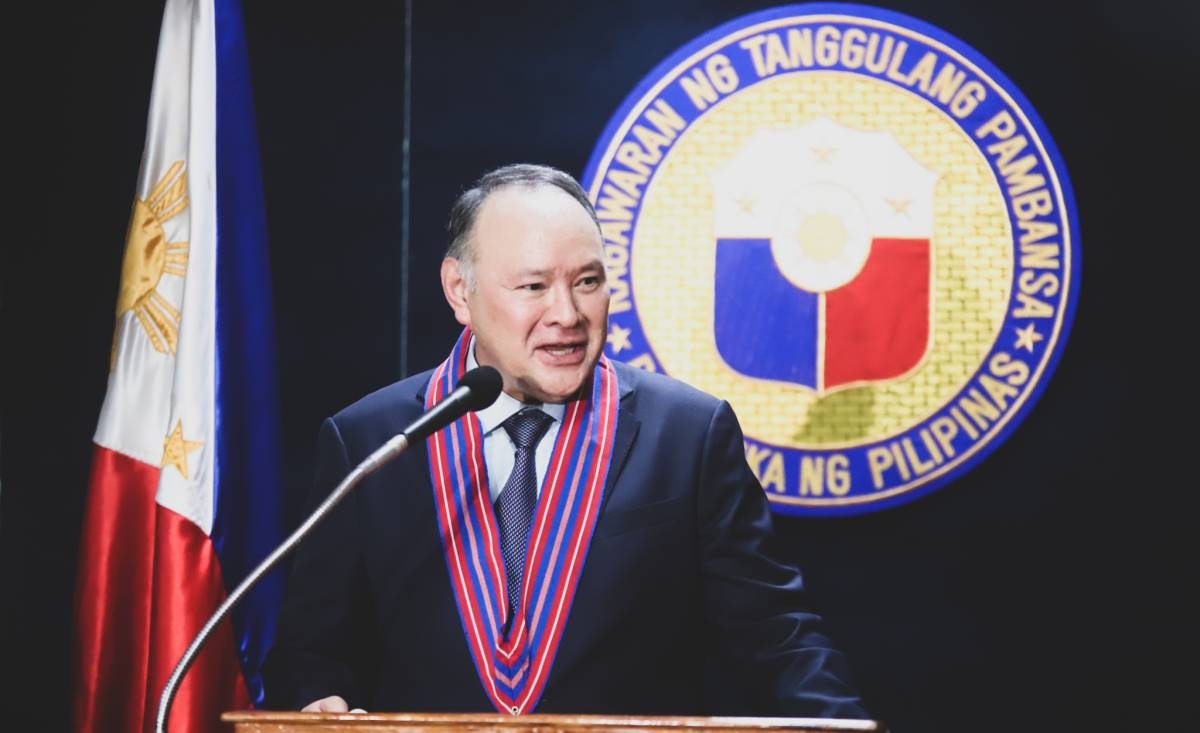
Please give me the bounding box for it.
[467,337,565,436]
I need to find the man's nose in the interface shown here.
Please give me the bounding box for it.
[545,284,582,327]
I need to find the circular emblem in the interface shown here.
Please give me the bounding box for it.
[584,3,1080,515]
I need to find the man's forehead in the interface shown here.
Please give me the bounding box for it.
[473,186,602,251]
[479,183,589,217]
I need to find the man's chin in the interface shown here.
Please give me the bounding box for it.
[524,369,593,403]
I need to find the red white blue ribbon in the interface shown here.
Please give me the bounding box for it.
[425,328,619,714]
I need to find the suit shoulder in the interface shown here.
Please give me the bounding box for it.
[330,368,435,429]
[612,360,724,419]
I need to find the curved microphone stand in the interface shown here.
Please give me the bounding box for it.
[154,364,501,733]
[153,431,408,733]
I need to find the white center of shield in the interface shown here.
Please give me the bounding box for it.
[770,182,871,293]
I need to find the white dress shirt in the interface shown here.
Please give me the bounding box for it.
[467,342,564,502]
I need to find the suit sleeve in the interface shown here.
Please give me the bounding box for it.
[262,417,376,710]
[696,400,870,719]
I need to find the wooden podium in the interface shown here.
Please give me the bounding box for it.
[222,713,883,733]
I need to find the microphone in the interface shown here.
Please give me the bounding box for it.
[155,366,503,733]
[404,364,502,442]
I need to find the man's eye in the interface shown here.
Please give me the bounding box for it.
[521,283,545,291]
[578,276,602,288]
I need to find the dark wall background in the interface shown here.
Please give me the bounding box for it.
[3,1,1193,731]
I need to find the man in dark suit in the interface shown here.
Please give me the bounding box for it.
[262,164,868,719]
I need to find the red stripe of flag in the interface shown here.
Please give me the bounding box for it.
[72,446,248,733]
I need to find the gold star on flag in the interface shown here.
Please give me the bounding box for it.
[885,197,912,216]
[162,419,203,478]
[811,145,835,162]
[1014,323,1044,353]
[607,323,633,354]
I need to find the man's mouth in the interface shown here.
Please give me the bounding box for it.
[538,342,586,362]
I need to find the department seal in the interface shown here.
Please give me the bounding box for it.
[583,3,1080,515]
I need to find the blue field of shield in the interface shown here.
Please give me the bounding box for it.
[714,238,819,389]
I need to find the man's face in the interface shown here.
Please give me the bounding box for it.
[443,185,609,403]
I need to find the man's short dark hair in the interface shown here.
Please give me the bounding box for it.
[445,164,601,286]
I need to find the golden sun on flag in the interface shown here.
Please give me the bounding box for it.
[114,160,190,361]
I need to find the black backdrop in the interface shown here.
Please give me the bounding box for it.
[3,1,1194,731]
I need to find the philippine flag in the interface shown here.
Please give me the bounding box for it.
[712,120,937,393]
[71,0,283,730]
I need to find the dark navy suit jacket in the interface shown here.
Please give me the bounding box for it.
[263,362,868,718]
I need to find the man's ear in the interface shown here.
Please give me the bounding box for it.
[441,257,472,327]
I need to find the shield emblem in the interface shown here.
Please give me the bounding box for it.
[712,118,938,393]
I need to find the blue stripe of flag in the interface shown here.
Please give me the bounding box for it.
[212,0,283,706]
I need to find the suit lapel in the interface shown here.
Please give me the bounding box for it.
[541,367,640,697]
[598,374,640,516]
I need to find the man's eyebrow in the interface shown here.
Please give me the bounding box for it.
[513,261,605,278]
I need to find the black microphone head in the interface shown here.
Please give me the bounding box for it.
[456,366,503,411]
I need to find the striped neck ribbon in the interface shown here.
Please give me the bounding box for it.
[425,328,620,714]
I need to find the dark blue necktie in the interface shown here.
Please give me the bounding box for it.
[496,407,553,627]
